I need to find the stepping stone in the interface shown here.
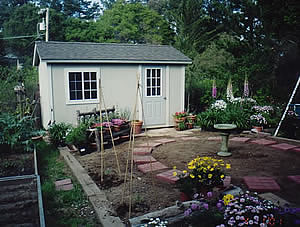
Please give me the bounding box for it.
[223,176,231,187]
[230,137,250,143]
[138,162,168,173]
[250,139,277,146]
[259,193,290,207]
[180,137,199,141]
[133,147,152,155]
[55,178,74,191]
[207,136,221,141]
[287,175,300,184]
[243,176,281,192]
[269,143,298,151]
[154,138,176,144]
[156,169,180,184]
[292,147,300,153]
[133,156,157,164]
[137,142,163,148]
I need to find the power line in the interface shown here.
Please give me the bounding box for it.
[0,34,43,40]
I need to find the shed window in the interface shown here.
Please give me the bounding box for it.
[146,68,161,97]
[68,72,97,101]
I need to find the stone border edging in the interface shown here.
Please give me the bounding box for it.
[59,147,124,227]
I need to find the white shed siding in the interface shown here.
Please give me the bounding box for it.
[49,64,140,126]
[38,62,51,128]
[169,65,185,125]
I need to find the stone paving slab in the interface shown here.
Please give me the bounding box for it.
[57,184,74,191]
[133,156,157,164]
[243,176,281,192]
[55,178,71,187]
[207,136,221,141]
[154,138,176,144]
[156,169,180,184]
[136,142,163,148]
[138,162,168,173]
[287,175,300,184]
[180,137,199,141]
[292,147,300,153]
[229,137,251,143]
[133,147,152,156]
[259,193,290,207]
[250,139,277,146]
[269,143,298,151]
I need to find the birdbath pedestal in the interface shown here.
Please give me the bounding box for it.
[214,124,237,157]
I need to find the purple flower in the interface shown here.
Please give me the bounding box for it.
[203,203,209,210]
[184,208,192,216]
[212,80,217,98]
[207,191,213,198]
[191,203,199,210]
[193,193,199,199]
[217,202,222,209]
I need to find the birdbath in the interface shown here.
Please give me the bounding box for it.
[214,124,237,157]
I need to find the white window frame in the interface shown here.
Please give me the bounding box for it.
[144,68,163,97]
[64,67,100,105]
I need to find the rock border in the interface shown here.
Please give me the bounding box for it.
[59,147,124,227]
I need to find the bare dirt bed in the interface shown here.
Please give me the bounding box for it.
[73,130,300,222]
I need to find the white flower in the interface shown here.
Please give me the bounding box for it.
[249,220,253,225]
[211,100,227,110]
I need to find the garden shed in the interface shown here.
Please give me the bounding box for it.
[33,41,192,129]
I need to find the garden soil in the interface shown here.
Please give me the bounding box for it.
[72,130,300,222]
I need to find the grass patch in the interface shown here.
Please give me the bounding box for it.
[37,141,100,226]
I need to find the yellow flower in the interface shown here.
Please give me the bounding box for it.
[207,165,211,169]
[223,194,234,205]
[214,163,218,167]
[183,170,187,174]
[173,171,177,176]
[190,174,195,178]
[198,175,202,178]
[210,168,214,171]
[208,174,213,179]
[226,164,231,169]
[220,174,224,179]
[188,165,195,170]
[173,166,177,169]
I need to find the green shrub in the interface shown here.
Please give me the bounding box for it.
[48,122,71,147]
[0,113,41,152]
[65,123,88,148]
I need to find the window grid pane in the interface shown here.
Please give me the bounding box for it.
[69,71,97,101]
[145,69,161,97]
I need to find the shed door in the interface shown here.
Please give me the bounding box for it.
[142,67,166,126]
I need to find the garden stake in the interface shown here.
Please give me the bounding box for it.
[98,78,105,182]
[99,87,121,177]
[128,73,140,218]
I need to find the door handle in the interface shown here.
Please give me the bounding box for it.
[163,97,167,100]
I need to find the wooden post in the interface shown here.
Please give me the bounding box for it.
[76,110,80,126]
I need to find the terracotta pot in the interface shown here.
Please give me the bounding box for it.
[131,120,143,134]
[252,126,263,132]
[186,123,194,129]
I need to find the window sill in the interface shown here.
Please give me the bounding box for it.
[66,100,99,105]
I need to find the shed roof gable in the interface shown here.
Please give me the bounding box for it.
[33,41,192,65]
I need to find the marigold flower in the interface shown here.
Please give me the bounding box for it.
[226,164,231,169]
[208,174,213,179]
[183,170,187,174]
[220,174,225,179]
[190,174,195,178]
[210,168,214,171]
[173,166,176,169]
[173,171,177,176]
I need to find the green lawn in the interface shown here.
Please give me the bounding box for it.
[37,141,101,227]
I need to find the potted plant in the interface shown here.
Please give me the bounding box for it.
[186,117,194,129]
[131,120,143,134]
[175,121,186,131]
[173,111,188,122]
[66,123,89,152]
[250,113,267,132]
[175,156,230,199]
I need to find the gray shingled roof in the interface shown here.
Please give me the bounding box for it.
[35,41,192,64]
